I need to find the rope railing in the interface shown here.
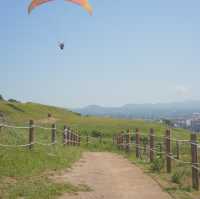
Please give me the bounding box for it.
[115,132,194,146]
[166,154,200,165]
[36,141,57,146]
[0,142,35,148]
[0,121,84,148]
[0,123,30,129]
[114,128,200,190]
[1,121,199,190]
[34,125,56,130]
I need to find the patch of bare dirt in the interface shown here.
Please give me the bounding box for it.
[53,152,172,199]
[37,117,58,124]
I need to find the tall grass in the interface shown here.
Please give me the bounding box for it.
[0,100,196,198]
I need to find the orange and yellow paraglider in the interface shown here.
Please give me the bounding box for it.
[28,0,93,15]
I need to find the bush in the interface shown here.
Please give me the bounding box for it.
[0,94,4,100]
[171,169,186,184]
[74,112,81,116]
[162,119,173,127]
[91,130,102,138]
[150,157,164,173]
[141,136,148,145]
[8,98,20,103]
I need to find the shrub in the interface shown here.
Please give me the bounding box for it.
[181,186,192,192]
[0,94,4,100]
[171,169,186,184]
[150,157,164,173]
[91,130,102,138]
[74,112,81,116]
[8,99,20,103]
[141,136,148,145]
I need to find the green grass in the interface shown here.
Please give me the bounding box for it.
[118,145,200,199]
[0,176,89,199]
[0,100,199,199]
[0,146,83,177]
[0,100,191,139]
[0,145,84,199]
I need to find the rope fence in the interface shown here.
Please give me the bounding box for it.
[114,128,200,190]
[0,120,105,149]
[1,120,199,190]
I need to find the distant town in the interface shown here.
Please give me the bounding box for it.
[161,112,200,133]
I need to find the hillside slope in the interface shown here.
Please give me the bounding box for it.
[0,100,77,123]
[0,100,196,199]
[0,100,190,139]
[75,101,200,119]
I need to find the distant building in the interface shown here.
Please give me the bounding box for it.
[186,119,191,127]
[192,112,200,119]
[173,119,187,129]
[191,119,200,132]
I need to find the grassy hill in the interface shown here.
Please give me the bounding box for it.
[0,100,190,139]
[0,100,196,199]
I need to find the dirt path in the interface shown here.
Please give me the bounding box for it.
[55,152,172,199]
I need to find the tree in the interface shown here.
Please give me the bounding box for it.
[8,99,20,103]
[0,94,4,101]
[91,130,102,138]
[163,119,173,127]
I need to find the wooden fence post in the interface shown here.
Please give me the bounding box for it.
[123,132,126,150]
[124,131,126,150]
[117,134,119,148]
[116,134,119,147]
[119,133,121,148]
[165,129,172,173]
[176,141,180,159]
[74,131,76,146]
[121,132,124,150]
[78,134,81,146]
[86,134,89,146]
[126,129,131,153]
[149,128,155,162]
[63,125,67,145]
[77,131,79,146]
[191,133,199,190]
[69,129,72,145]
[136,128,141,158]
[159,143,163,158]
[118,134,121,148]
[29,120,34,150]
[71,132,73,146]
[70,130,72,146]
[74,133,77,146]
[75,132,77,146]
[75,131,78,146]
[51,124,56,144]
[119,133,121,149]
[66,127,69,145]
[72,131,74,146]
[99,134,102,144]
[125,133,128,152]
[119,133,122,149]
[74,133,76,146]
[122,132,125,150]
[113,135,115,145]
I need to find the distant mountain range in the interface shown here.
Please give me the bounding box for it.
[74,101,200,119]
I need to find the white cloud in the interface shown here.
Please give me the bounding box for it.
[175,86,190,97]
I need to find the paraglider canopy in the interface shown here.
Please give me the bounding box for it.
[28,0,93,15]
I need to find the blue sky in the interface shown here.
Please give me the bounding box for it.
[1,0,200,108]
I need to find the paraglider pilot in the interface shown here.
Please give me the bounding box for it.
[59,42,64,50]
